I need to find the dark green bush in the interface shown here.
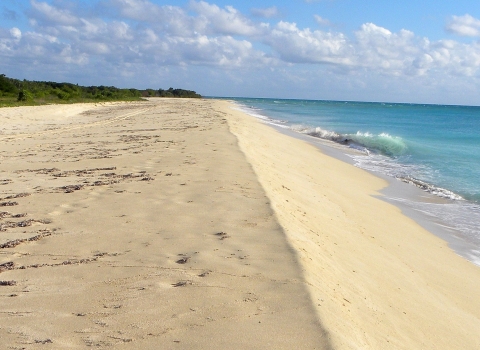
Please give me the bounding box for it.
[17,90,33,102]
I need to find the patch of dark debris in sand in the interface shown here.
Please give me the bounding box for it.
[82,338,113,347]
[13,167,154,194]
[98,171,152,181]
[0,280,16,286]
[0,202,18,207]
[12,213,27,218]
[176,257,190,264]
[118,134,161,143]
[1,253,110,274]
[58,173,154,193]
[39,256,98,267]
[7,143,120,162]
[15,167,114,177]
[172,281,192,287]
[107,336,133,343]
[15,168,60,175]
[51,167,117,178]
[0,261,15,273]
[61,184,85,193]
[2,193,30,200]
[0,212,28,219]
[0,194,31,208]
[215,231,230,240]
[0,219,51,232]
[112,128,158,134]
[160,125,199,132]
[0,230,52,248]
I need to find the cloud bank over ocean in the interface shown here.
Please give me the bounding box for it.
[2,0,480,104]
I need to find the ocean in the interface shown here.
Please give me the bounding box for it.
[223,97,480,266]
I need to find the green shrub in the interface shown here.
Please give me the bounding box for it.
[55,89,70,100]
[17,90,33,102]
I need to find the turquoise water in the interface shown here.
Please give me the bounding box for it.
[223,97,480,264]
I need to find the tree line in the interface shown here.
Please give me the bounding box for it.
[0,74,201,106]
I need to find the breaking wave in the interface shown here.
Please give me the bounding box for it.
[291,126,407,157]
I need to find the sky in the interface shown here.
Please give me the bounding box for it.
[2,0,480,105]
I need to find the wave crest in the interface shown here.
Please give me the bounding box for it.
[292,125,341,141]
[348,132,407,156]
[293,126,407,157]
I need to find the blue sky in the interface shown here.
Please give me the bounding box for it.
[2,0,480,105]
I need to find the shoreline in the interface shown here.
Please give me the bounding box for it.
[229,100,480,267]
[272,122,480,267]
[220,100,480,349]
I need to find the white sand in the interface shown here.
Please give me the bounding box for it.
[0,99,329,349]
[1,98,479,349]
[222,100,480,349]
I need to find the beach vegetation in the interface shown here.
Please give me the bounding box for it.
[158,87,202,98]
[0,74,18,97]
[0,74,202,107]
[17,90,33,102]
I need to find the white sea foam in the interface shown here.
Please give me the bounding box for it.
[350,153,464,200]
[292,125,341,140]
[466,250,480,267]
[386,196,480,255]
[348,132,408,156]
[232,103,289,127]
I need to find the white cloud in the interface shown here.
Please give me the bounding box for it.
[109,0,162,21]
[108,21,133,40]
[266,21,353,65]
[431,40,480,76]
[10,27,21,40]
[29,0,81,26]
[446,14,480,37]
[189,1,262,37]
[110,0,192,35]
[79,19,104,36]
[7,1,480,79]
[170,35,273,67]
[80,41,110,55]
[314,15,333,27]
[2,0,480,103]
[354,24,423,74]
[251,6,279,19]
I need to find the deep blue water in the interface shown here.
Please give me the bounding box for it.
[221,97,480,265]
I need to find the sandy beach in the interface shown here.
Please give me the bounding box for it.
[1,98,479,349]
